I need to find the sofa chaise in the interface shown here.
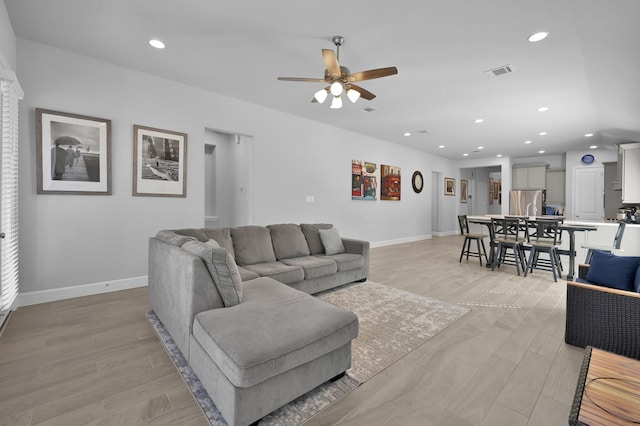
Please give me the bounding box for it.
[148,223,369,425]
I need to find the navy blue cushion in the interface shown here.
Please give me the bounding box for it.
[635,264,640,292]
[586,251,640,291]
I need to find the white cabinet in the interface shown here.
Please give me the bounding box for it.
[546,170,566,203]
[621,143,640,203]
[512,165,547,189]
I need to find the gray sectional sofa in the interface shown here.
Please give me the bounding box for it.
[148,223,369,426]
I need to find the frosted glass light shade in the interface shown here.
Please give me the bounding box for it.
[347,89,361,103]
[330,82,343,96]
[330,96,343,109]
[314,89,328,103]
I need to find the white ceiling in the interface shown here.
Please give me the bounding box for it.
[6,0,640,160]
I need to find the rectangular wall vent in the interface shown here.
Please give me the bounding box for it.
[361,106,377,113]
[485,65,513,77]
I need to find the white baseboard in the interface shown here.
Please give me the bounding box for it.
[371,234,432,248]
[432,230,459,237]
[17,276,148,307]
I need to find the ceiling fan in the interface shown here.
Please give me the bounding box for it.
[277,36,398,109]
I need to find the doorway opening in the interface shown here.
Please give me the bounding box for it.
[204,130,255,227]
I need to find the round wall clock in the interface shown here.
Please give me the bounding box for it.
[581,154,595,165]
[412,171,424,193]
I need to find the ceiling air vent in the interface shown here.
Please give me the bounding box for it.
[361,106,378,113]
[485,64,514,77]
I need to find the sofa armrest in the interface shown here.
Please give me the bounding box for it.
[342,238,370,279]
[565,280,640,359]
[148,237,225,357]
[577,263,590,280]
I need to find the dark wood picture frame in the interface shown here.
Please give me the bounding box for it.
[36,108,111,195]
[133,125,188,197]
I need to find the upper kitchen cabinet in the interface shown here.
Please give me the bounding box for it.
[621,143,640,203]
[512,164,547,189]
[546,169,566,204]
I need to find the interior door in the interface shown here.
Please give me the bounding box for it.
[573,166,604,220]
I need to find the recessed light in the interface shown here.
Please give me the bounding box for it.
[589,145,598,149]
[537,106,549,112]
[463,153,469,157]
[474,119,484,124]
[403,132,411,137]
[528,31,549,42]
[538,150,545,154]
[496,154,503,158]
[149,39,165,49]
[438,145,445,149]
[539,132,548,136]
[524,140,532,144]
[584,133,594,137]
[477,146,484,150]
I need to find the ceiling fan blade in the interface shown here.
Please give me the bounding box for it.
[348,66,398,82]
[278,77,327,83]
[348,84,376,100]
[322,49,341,78]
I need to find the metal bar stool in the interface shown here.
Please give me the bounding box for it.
[457,215,488,266]
[491,216,528,275]
[524,218,562,282]
[582,221,626,263]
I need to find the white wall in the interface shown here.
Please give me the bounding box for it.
[16,38,452,303]
[0,0,15,72]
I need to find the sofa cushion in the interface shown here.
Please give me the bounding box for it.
[182,240,243,306]
[635,264,640,292]
[281,256,337,279]
[192,277,358,388]
[155,230,195,246]
[586,251,640,291]
[267,224,311,260]
[203,227,235,258]
[319,228,346,255]
[243,262,304,285]
[318,253,365,272]
[230,226,277,266]
[301,223,334,255]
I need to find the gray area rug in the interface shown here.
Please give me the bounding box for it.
[147,280,469,425]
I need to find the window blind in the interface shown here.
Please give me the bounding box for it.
[0,74,22,329]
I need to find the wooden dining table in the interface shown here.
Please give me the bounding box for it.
[467,216,598,280]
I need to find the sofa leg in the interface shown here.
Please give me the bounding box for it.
[249,420,260,426]
[329,371,346,382]
[357,278,367,283]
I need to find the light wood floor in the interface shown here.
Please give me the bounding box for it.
[0,236,585,425]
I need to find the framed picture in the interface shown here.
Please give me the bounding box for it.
[460,180,468,203]
[445,177,455,196]
[36,108,111,194]
[352,160,378,201]
[133,125,187,197]
[489,191,494,205]
[381,164,401,201]
[494,182,499,199]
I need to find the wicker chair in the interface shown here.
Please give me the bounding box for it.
[565,263,640,359]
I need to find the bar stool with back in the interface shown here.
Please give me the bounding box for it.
[523,218,563,282]
[457,215,488,266]
[581,221,626,264]
[491,216,528,275]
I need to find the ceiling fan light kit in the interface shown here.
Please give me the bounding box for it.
[278,35,398,109]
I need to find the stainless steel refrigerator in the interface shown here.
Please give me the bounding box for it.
[509,190,545,216]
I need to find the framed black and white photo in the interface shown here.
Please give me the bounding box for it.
[36,108,111,195]
[133,125,187,197]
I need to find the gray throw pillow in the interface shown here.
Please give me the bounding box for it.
[182,240,243,307]
[319,228,346,255]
